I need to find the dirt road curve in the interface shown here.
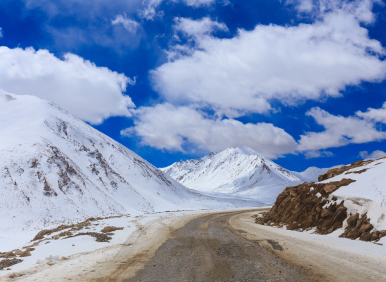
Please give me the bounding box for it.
[126,211,310,282]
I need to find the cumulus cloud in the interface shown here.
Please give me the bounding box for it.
[112,14,140,33]
[0,47,135,124]
[298,107,386,154]
[121,103,298,159]
[356,102,386,124]
[174,17,228,38]
[359,150,386,159]
[151,2,386,118]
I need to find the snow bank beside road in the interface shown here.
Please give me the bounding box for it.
[0,210,213,280]
[230,211,386,282]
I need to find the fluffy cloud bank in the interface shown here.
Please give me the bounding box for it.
[0,47,135,124]
[356,102,386,124]
[298,106,386,156]
[123,101,386,159]
[122,104,298,159]
[151,2,386,118]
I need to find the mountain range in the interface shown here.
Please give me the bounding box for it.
[0,90,260,249]
[161,147,329,203]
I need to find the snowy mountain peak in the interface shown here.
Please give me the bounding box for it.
[161,147,301,194]
[0,92,262,249]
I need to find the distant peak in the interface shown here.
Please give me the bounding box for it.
[209,152,217,158]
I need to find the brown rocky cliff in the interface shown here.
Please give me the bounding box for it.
[256,175,386,242]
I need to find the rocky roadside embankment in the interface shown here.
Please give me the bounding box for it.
[256,158,386,243]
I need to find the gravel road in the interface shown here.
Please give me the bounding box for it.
[127,211,310,282]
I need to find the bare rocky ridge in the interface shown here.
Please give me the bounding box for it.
[318,159,374,182]
[257,158,386,243]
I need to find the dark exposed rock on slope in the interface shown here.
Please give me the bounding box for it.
[318,159,373,182]
[256,178,355,234]
[256,159,386,242]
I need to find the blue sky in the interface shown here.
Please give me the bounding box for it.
[0,0,386,171]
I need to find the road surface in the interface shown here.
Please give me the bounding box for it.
[126,211,310,282]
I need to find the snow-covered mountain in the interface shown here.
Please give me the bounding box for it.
[0,91,260,249]
[161,147,303,194]
[291,166,331,183]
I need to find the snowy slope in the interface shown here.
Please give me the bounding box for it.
[291,166,331,182]
[161,147,303,195]
[321,157,386,232]
[0,91,261,249]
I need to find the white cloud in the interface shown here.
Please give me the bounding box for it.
[0,47,135,125]
[356,102,386,124]
[140,0,216,20]
[0,27,3,38]
[174,17,228,38]
[291,0,377,24]
[112,14,140,33]
[122,103,298,159]
[140,0,164,20]
[298,107,386,153]
[304,150,334,159]
[151,2,386,118]
[359,150,386,159]
[183,0,216,7]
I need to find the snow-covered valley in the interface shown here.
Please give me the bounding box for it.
[2,91,386,281]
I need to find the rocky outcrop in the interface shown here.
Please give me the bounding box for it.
[0,258,22,270]
[256,178,355,234]
[256,165,386,242]
[340,213,386,242]
[318,160,373,182]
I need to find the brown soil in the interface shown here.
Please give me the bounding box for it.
[0,258,23,270]
[101,226,124,233]
[66,232,112,242]
[318,160,373,182]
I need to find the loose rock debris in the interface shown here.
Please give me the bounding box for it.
[0,258,23,271]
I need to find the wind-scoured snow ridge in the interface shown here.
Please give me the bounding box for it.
[161,147,307,201]
[0,90,261,250]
